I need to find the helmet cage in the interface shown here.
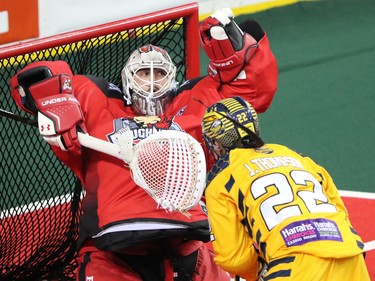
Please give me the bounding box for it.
[202,97,261,156]
[122,45,176,115]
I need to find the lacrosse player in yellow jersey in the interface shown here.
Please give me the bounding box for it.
[201,96,370,281]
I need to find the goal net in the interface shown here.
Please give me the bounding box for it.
[0,3,200,280]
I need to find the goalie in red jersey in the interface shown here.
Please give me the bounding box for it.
[9,8,277,281]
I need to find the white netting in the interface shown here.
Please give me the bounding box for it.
[127,130,206,213]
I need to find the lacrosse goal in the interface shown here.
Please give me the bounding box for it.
[0,3,200,280]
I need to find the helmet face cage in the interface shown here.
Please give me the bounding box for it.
[122,44,177,115]
[202,97,260,157]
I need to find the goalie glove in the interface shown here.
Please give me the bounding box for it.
[32,75,87,152]
[10,60,74,115]
[36,95,85,151]
[10,61,87,152]
[200,8,258,83]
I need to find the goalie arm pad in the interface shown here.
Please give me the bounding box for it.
[200,8,258,83]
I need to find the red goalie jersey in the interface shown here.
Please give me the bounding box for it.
[59,41,277,249]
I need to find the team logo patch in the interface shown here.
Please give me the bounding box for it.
[107,115,183,143]
[61,77,72,91]
[280,218,343,247]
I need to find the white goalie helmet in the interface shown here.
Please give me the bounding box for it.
[122,44,177,116]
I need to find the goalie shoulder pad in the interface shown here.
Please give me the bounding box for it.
[200,10,258,83]
[10,60,73,115]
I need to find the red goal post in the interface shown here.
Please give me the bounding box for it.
[0,2,200,81]
[0,3,200,281]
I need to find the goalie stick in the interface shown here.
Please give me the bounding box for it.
[1,108,206,213]
[0,108,38,126]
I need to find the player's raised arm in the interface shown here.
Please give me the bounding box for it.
[199,8,278,113]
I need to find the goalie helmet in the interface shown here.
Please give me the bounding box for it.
[121,44,177,116]
[201,96,264,158]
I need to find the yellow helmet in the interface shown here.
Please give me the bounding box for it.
[201,96,263,157]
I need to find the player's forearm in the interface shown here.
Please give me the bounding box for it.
[213,246,259,281]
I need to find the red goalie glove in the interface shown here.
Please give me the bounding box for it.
[200,8,258,83]
[10,60,74,115]
[10,61,87,152]
[32,75,86,151]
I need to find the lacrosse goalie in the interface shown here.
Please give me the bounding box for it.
[9,8,277,281]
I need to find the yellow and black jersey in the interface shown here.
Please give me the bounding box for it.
[205,144,365,279]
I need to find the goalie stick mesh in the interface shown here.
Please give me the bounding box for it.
[129,130,206,213]
[0,3,199,281]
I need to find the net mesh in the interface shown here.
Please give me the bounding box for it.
[0,4,198,281]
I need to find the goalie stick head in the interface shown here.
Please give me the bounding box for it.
[116,129,206,213]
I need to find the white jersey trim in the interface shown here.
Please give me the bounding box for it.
[92,221,189,238]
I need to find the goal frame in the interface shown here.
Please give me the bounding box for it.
[0,2,200,79]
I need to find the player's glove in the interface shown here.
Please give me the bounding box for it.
[31,75,87,151]
[10,60,74,115]
[10,61,87,152]
[200,8,258,83]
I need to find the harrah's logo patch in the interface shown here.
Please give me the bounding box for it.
[280,218,343,247]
